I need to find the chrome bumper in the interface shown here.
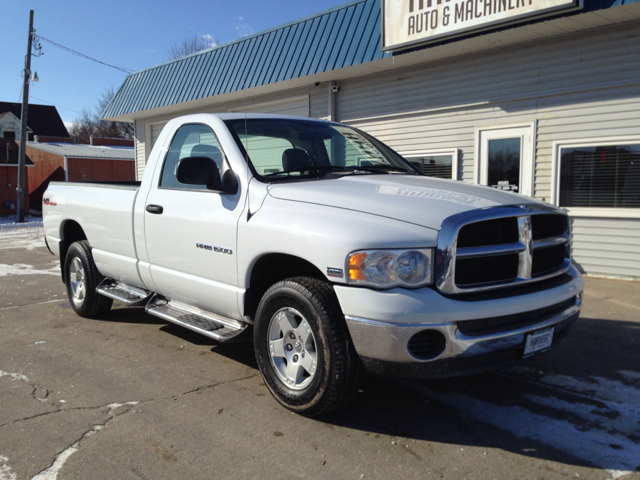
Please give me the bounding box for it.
[345,295,581,365]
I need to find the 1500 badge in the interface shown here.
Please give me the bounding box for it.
[196,243,233,255]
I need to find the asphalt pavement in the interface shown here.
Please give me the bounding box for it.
[1,225,639,480]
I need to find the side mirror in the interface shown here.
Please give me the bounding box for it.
[176,157,237,194]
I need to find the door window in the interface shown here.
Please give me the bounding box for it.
[487,137,522,193]
[478,125,534,197]
[160,124,225,189]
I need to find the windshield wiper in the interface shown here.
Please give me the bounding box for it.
[263,164,416,178]
[351,165,417,174]
[263,165,348,178]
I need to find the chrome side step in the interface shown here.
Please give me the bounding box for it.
[145,295,248,343]
[97,279,152,306]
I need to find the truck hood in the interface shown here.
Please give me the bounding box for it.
[267,175,544,229]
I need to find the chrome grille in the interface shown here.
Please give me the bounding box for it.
[436,205,571,294]
[455,253,519,286]
[457,217,519,248]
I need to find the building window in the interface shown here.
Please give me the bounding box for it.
[403,149,458,179]
[3,131,16,140]
[558,143,640,208]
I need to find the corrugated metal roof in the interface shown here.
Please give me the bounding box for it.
[27,142,134,160]
[103,0,387,119]
[103,0,639,120]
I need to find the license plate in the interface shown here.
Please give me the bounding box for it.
[523,327,555,358]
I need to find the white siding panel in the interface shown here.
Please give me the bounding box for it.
[310,85,329,120]
[337,23,640,122]
[134,122,146,181]
[134,122,166,179]
[571,216,640,279]
[227,96,309,116]
[150,123,166,145]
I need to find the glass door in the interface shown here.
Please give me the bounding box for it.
[478,125,534,197]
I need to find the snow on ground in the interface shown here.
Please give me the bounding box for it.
[0,262,60,277]
[0,225,58,276]
[0,215,43,229]
[0,225,46,251]
[406,366,640,479]
[0,455,17,480]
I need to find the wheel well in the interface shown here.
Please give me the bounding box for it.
[59,220,87,283]
[244,254,326,320]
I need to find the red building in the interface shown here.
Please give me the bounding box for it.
[0,139,33,216]
[24,139,135,209]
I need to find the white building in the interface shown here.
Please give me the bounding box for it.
[0,112,31,141]
[104,0,640,279]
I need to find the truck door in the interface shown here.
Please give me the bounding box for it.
[143,123,243,320]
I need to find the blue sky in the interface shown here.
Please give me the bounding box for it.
[1,0,349,127]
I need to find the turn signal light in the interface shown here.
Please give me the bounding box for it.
[348,252,368,281]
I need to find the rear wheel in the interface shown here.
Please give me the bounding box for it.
[254,277,362,416]
[65,240,112,318]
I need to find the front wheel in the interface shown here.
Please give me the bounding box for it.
[254,277,362,416]
[65,240,112,318]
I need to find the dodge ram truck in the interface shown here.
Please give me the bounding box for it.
[43,113,583,415]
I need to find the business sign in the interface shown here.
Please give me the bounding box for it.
[382,0,580,51]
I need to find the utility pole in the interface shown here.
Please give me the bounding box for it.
[16,10,34,223]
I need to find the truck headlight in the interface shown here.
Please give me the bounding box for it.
[347,249,433,288]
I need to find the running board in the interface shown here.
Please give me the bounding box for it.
[145,295,248,343]
[97,279,152,306]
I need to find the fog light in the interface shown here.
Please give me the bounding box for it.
[407,330,446,360]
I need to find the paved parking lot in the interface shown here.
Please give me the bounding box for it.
[1,225,639,480]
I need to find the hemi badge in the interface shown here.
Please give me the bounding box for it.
[327,267,343,278]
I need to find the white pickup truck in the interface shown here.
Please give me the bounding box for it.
[43,113,583,415]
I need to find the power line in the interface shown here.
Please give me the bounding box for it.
[29,95,83,115]
[35,35,134,73]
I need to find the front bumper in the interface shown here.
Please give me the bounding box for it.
[334,264,583,378]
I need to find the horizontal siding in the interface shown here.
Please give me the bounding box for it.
[337,23,640,122]
[134,123,145,181]
[310,85,329,120]
[150,124,165,146]
[228,96,309,116]
[572,216,640,279]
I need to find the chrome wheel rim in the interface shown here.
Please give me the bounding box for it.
[69,257,86,305]
[267,307,318,390]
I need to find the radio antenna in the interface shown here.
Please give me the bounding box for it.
[243,78,253,221]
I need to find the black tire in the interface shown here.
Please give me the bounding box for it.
[254,277,362,416]
[64,240,113,319]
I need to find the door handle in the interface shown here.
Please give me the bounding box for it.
[146,204,164,214]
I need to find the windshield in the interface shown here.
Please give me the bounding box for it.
[224,118,420,181]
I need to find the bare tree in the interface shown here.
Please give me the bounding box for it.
[69,87,133,144]
[168,34,218,60]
